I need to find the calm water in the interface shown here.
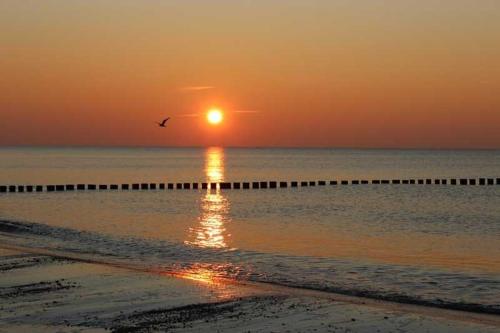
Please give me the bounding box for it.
[1,147,499,313]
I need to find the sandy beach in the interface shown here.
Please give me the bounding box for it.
[1,247,499,333]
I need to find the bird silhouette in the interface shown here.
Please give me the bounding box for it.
[157,117,170,127]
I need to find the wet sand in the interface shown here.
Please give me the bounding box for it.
[1,248,499,333]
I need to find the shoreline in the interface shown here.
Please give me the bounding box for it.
[1,246,499,332]
[1,243,500,324]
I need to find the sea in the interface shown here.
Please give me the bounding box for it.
[0,147,499,314]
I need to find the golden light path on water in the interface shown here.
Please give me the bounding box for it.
[181,147,233,284]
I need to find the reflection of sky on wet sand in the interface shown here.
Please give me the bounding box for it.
[171,263,243,286]
[185,147,231,249]
[158,262,260,302]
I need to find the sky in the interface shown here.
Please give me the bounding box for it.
[1,0,499,148]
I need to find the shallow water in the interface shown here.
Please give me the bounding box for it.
[0,147,499,313]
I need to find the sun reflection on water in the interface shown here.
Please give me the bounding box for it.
[205,147,224,184]
[185,147,231,249]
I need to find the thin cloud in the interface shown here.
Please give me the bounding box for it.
[234,110,261,114]
[175,113,200,118]
[179,86,215,92]
[172,110,260,118]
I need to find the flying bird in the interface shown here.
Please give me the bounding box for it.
[157,117,170,127]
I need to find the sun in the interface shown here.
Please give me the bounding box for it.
[207,108,223,125]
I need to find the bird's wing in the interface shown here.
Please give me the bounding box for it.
[161,117,170,125]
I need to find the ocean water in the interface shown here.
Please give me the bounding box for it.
[0,147,499,314]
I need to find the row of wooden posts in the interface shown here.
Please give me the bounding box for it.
[1,178,499,193]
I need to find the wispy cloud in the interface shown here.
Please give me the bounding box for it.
[179,86,215,92]
[175,113,200,118]
[172,110,260,118]
[234,110,261,114]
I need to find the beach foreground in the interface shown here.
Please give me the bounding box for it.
[1,248,498,333]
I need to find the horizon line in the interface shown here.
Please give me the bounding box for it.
[1,144,499,151]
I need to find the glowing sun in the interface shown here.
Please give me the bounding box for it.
[207,108,223,125]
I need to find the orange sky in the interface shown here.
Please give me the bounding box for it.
[1,0,499,148]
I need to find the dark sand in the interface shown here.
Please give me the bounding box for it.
[1,248,499,333]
